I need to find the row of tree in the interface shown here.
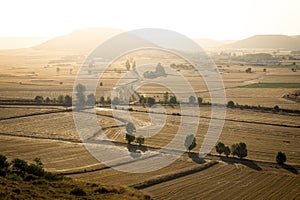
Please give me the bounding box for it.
[34,95,72,105]
[215,142,248,159]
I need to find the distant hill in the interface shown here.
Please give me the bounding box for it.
[34,28,123,53]
[34,28,159,56]
[226,35,300,49]
[193,38,233,48]
[0,37,49,50]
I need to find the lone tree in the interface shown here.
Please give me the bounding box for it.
[276,151,287,165]
[215,142,226,155]
[231,142,248,159]
[125,122,136,144]
[184,134,196,152]
[136,135,145,146]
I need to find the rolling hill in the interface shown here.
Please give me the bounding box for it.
[226,35,300,49]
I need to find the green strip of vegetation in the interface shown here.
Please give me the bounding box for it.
[239,83,300,88]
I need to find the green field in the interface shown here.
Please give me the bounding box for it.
[239,82,300,88]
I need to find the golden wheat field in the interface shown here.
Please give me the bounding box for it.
[0,48,299,199]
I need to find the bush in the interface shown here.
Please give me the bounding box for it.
[276,151,287,165]
[70,187,86,196]
[11,158,28,177]
[24,174,38,181]
[0,154,9,170]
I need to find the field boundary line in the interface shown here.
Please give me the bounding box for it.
[131,161,219,189]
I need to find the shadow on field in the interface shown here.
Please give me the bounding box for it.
[220,156,262,171]
[281,164,298,174]
[187,152,205,164]
[127,144,148,158]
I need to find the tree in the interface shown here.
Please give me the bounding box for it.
[164,92,169,104]
[34,96,43,104]
[132,61,136,70]
[106,97,111,104]
[136,135,145,146]
[197,97,203,105]
[170,96,177,104]
[58,95,64,103]
[184,134,196,152]
[145,97,156,106]
[75,84,86,107]
[189,96,196,104]
[227,100,235,108]
[139,95,145,104]
[0,154,9,177]
[215,142,226,155]
[64,95,72,105]
[231,142,247,159]
[112,97,120,105]
[125,122,136,144]
[273,105,280,113]
[45,97,51,103]
[126,59,131,71]
[245,68,252,73]
[126,134,135,145]
[86,93,96,106]
[100,96,105,104]
[276,151,287,165]
[224,146,231,157]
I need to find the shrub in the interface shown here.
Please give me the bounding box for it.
[24,174,38,181]
[11,158,28,177]
[0,154,9,170]
[70,187,86,196]
[276,151,287,165]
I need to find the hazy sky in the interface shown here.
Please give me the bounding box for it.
[1,0,299,40]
